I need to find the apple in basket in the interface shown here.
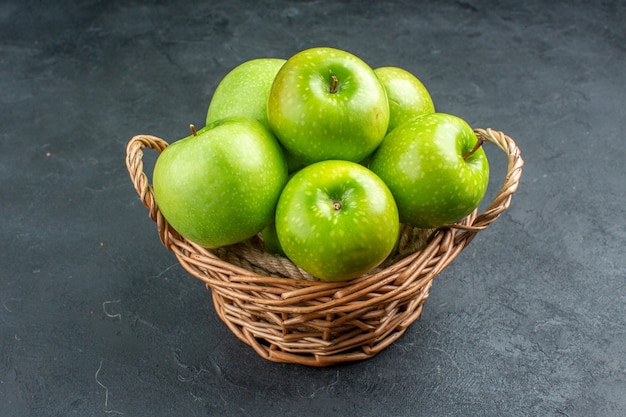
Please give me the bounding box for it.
[152,117,288,248]
[374,66,436,132]
[275,160,400,281]
[267,47,390,165]
[206,57,286,130]
[260,221,284,256]
[369,112,489,228]
[206,57,303,173]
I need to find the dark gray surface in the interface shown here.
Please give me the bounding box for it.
[1,0,625,416]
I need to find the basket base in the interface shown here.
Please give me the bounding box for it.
[210,280,432,367]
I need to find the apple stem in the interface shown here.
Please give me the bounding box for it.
[332,201,342,211]
[463,136,485,160]
[329,75,339,94]
[189,124,197,137]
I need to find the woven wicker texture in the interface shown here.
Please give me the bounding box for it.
[125,128,523,366]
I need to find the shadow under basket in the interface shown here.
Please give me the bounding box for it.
[125,128,523,367]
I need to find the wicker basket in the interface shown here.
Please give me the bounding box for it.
[125,128,523,366]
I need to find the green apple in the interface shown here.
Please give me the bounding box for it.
[275,160,399,281]
[261,221,284,256]
[369,113,489,228]
[267,47,390,165]
[282,147,306,174]
[153,117,288,248]
[206,57,304,173]
[206,58,286,129]
[374,66,435,132]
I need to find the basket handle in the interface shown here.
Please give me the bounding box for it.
[125,134,176,246]
[451,128,524,237]
[125,129,523,246]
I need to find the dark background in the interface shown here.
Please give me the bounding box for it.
[1,0,625,416]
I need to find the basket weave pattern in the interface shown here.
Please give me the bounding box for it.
[125,128,523,366]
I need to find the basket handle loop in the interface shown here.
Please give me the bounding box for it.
[451,128,524,241]
[125,134,178,247]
